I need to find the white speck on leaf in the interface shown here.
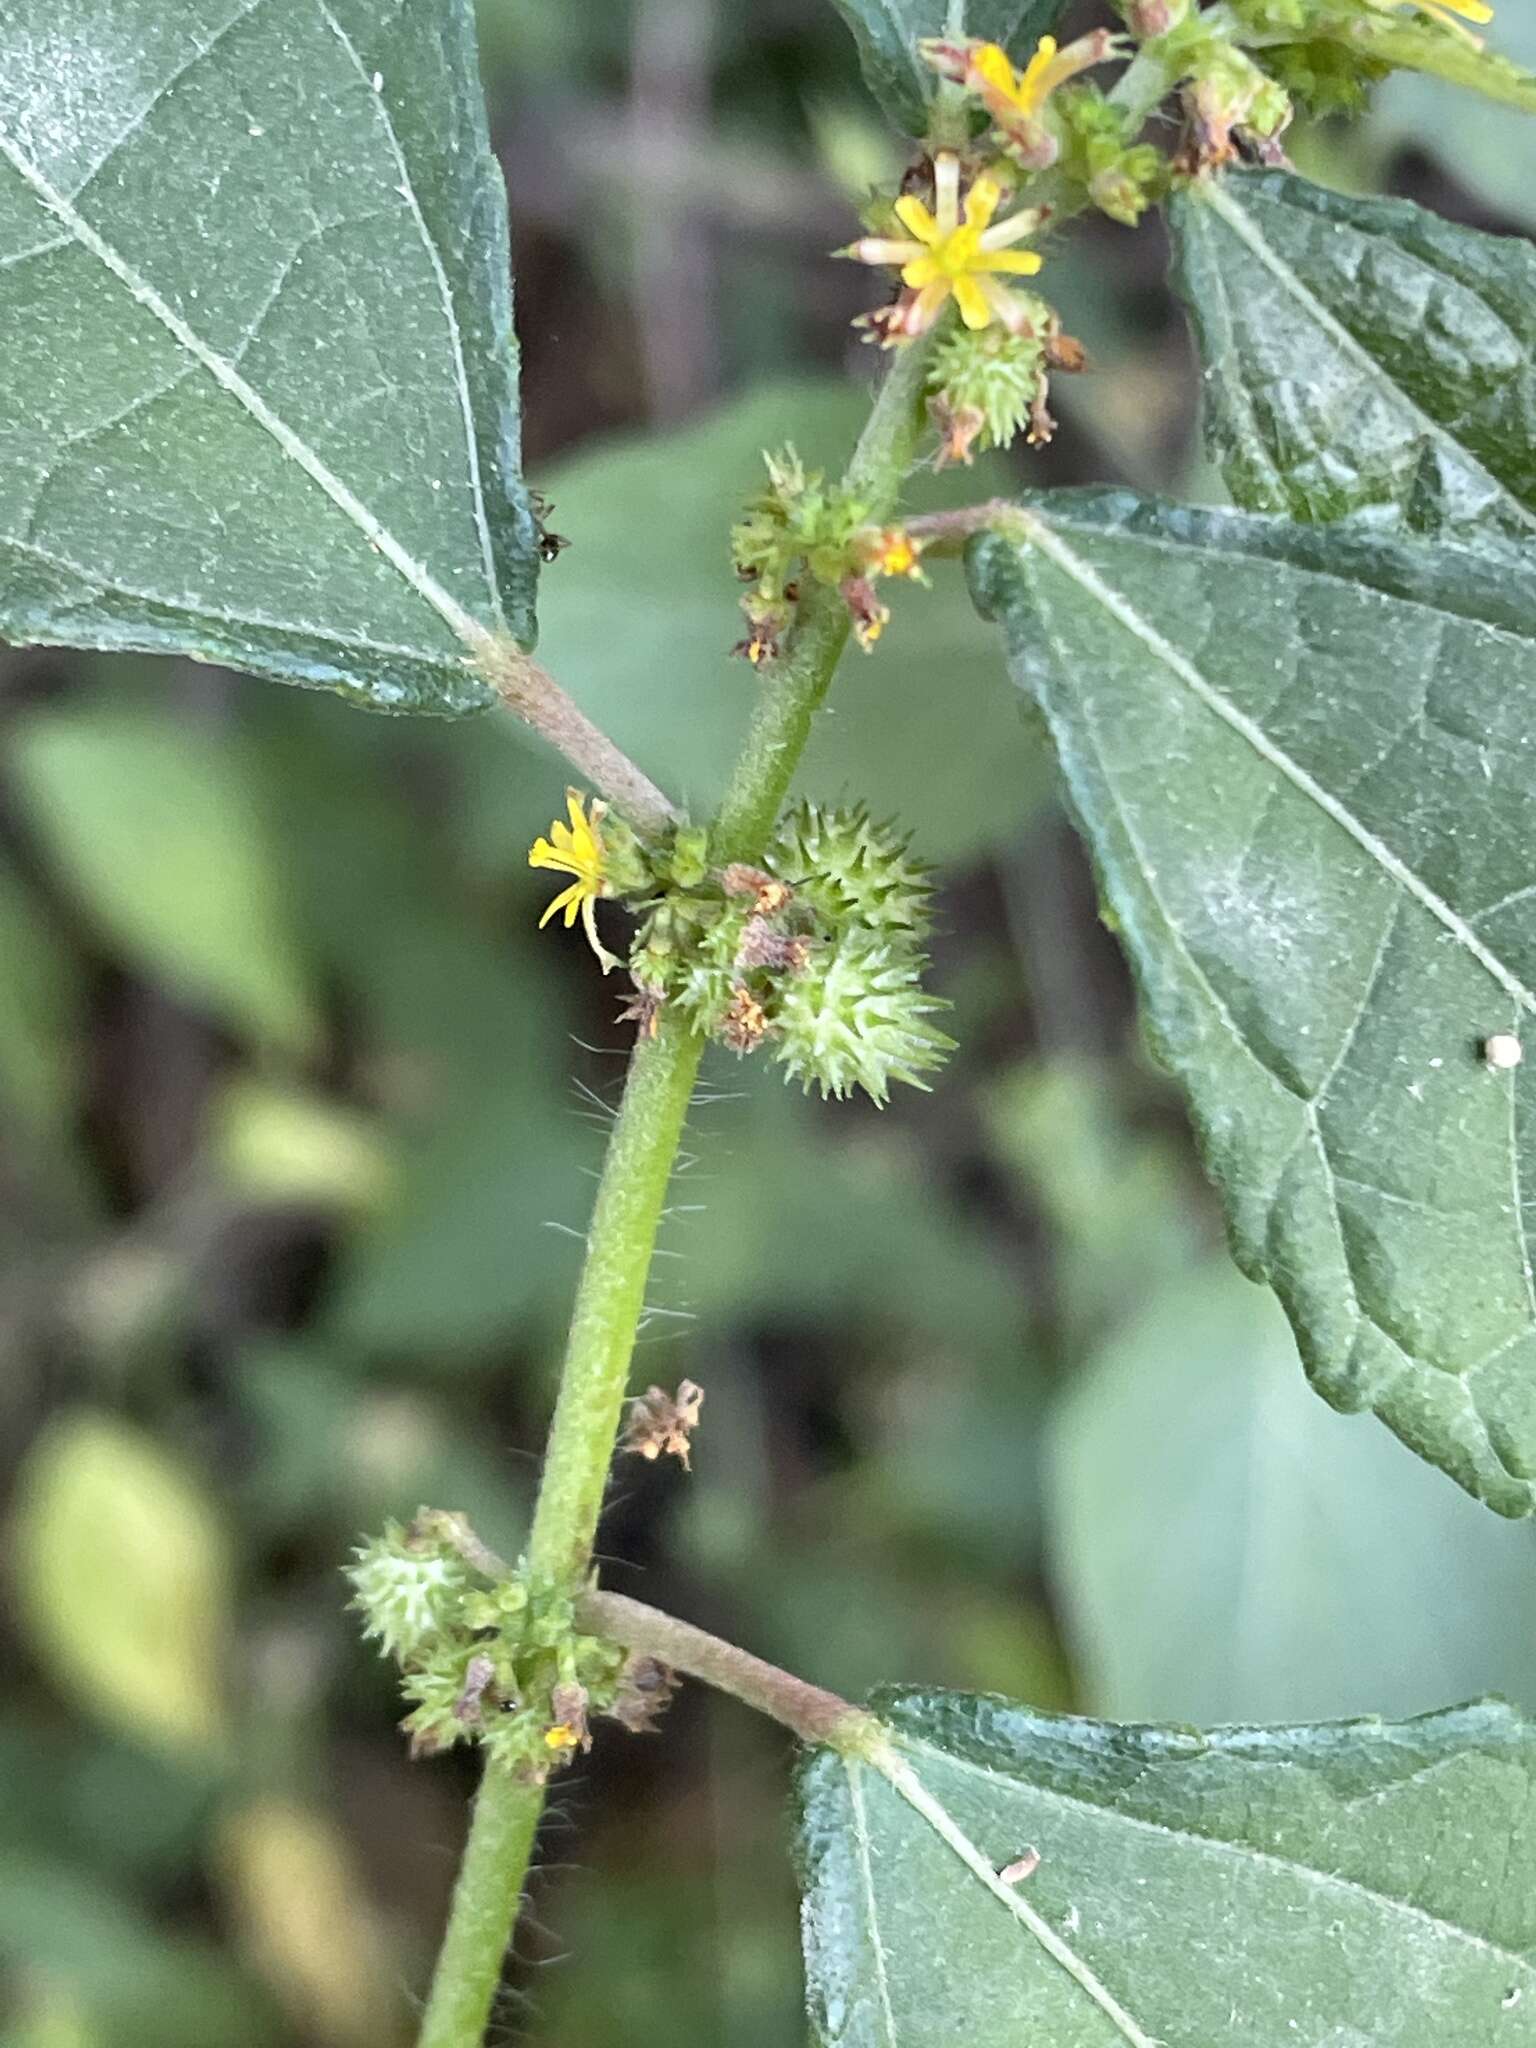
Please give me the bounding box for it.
[1484,1033,1524,1071]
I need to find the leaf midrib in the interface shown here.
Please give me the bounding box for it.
[1019,509,1536,1025]
[894,1730,1534,1979]
[0,74,495,662]
[1200,180,1536,538]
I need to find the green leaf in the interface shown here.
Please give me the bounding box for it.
[1170,169,1536,536]
[968,492,1536,1515]
[828,0,1067,134]
[0,1856,281,2048]
[798,1693,1536,2045]
[0,0,536,713]
[1376,12,1536,219]
[1050,1261,1536,1723]
[10,707,316,1051]
[1359,19,1536,116]
[0,862,83,1131]
[11,1410,233,1758]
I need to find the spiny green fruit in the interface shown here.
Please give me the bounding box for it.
[348,1523,472,1664]
[768,801,933,938]
[772,927,954,1104]
[927,321,1048,458]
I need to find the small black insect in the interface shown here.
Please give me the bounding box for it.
[531,488,571,564]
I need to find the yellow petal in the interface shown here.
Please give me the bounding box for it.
[952,274,992,330]
[964,175,1004,234]
[539,883,581,929]
[565,789,587,834]
[978,247,1043,275]
[970,42,1020,98]
[901,254,943,289]
[893,195,939,245]
[1015,35,1059,110]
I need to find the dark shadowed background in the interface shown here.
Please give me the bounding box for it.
[4,4,1536,2044]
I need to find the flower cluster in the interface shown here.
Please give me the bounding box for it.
[844,152,1046,346]
[923,32,1123,170]
[347,1513,636,1777]
[629,802,953,1104]
[729,450,928,659]
[838,0,1514,391]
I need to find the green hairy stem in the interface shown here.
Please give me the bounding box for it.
[414,330,935,2048]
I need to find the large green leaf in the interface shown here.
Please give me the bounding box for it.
[10,706,316,1051]
[829,0,1067,134]
[1050,1261,1536,1724]
[968,492,1536,1515]
[0,0,536,712]
[11,1410,233,1758]
[1170,170,1536,536]
[798,1692,1536,2045]
[0,863,82,1131]
[0,1855,281,2048]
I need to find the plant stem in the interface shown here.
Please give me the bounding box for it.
[524,1011,706,1586]
[415,1773,544,2048]
[415,330,933,2048]
[711,333,934,862]
[578,1590,883,1753]
[474,632,678,834]
[903,499,1032,554]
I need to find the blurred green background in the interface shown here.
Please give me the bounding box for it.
[4,5,1536,2044]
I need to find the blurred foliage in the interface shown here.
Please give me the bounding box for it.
[2,3,1534,2044]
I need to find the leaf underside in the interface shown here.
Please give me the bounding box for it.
[0,0,539,715]
[1170,169,1536,539]
[828,0,1069,134]
[799,1688,1536,2045]
[969,492,1536,1516]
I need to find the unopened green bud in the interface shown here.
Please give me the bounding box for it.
[1122,0,1191,35]
[664,823,711,890]
[597,813,655,898]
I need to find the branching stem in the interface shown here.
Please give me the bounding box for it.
[472,632,678,833]
[578,1590,884,1754]
[415,329,936,2048]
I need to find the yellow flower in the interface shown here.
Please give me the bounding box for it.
[923,31,1118,142]
[845,153,1043,345]
[1367,0,1492,34]
[869,528,925,580]
[970,36,1070,119]
[529,790,621,973]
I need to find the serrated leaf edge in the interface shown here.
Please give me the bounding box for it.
[1188,177,1536,540]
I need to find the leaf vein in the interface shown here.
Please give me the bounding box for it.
[1022,511,1536,1025]
[0,126,492,662]
[895,1733,1536,1979]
